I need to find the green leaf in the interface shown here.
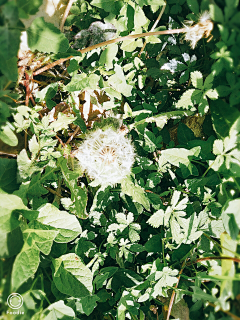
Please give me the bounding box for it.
[16,0,43,18]
[177,123,195,145]
[0,56,18,81]
[209,4,224,23]
[65,73,100,92]
[37,203,82,243]
[147,209,165,228]
[75,295,100,316]
[99,43,118,69]
[108,64,133,97]
[161,147,199,168]
[52,253,93,298]
[0,26,21,60]
[11,246,40,291]
[35,83,58,110]
[0,158,19,193]
[91,0,118,12]
[187,0,199,14]
[0,123,18,146]
[222,199,240,240]
[41,300,75,320]
[191,71,203,89]
[23,229,59,255]
[27,17,69,54]
[121,176,150,210]
[0,227,23,258]
[0,194,28,233]
[50,113,76,132]
[58,158,88,219]
[210,100,240,138]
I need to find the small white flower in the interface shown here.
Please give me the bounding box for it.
[75,128,135,187]
[183,11,214,49]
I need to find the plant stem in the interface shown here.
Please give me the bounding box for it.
[33,28,186,76]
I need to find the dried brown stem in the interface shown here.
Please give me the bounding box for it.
[55,135,65,147]
[139,4,166,56]
[66,126,80,144]
[45,186,63,198]
[33,28,186,76]
[166,260,187,320]
[187,256,240,266]
[60,0,75,32]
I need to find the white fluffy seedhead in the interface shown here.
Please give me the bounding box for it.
[183,11,213,49]
[75,128,135,187]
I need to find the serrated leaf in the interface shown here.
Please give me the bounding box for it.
[27,17,69,53]
[121,176,150,210]
[58,158,88,219]
[50,113,76,132]
[52,253,93,298]
[147,209,165,228]
[37,203,82,243]
[175,89,196,109]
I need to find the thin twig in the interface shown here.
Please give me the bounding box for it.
[208,302,240,320]
[45,186,63,198]
[66,126,80,144]
[139,4,166,56]
[0,151,17,158]
[60,0,75,32]
[166,260,187,320]
[187,256,240,266]
[33,28,186,76]
[55,135,65,147]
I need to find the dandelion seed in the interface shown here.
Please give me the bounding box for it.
[183,11,214,49]
[75,128,135,187]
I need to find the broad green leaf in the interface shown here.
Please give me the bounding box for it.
[23,229,59,255]
[211,100,240,138]
[0,158,19,193]
[209,4,224,23]
[121,176,150,210]
[0,56,18,81]
[0,194,28,233]
[0,227,23,258]
[52,253,93,298]
[187,0,199,14]
[75,295,100,316]
[177,122,195,145]
[99,43,118,69]
[191,286,218,302]
[161,147,200,168]
[0,26,21,60]
[0,123,18,146]
[16,0,43,18]
[58,158,88,219]
[12,246,40,291]
[91,0,118,12]
[37,203,82,243]
[27,17,69,53]
[41,300,75,320]
[108,64,133,96]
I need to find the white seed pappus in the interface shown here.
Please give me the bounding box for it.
[75,128,135,187]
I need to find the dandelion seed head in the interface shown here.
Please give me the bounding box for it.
[75,128,135,187]
[183,11,213,49]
